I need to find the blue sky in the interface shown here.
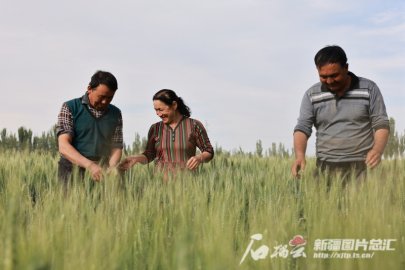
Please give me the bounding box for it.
[1,0,404,153]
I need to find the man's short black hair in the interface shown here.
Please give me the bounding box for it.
[314,45,347,68]
[89,70,118,91]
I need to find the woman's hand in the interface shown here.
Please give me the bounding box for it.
[118,156,138,171]
[118,155,148,171]
[186,155,203,170]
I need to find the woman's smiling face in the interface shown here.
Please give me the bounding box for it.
[153,100,178,124]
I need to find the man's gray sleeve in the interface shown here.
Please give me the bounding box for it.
[369,84,390,131]
[294,92,314,137]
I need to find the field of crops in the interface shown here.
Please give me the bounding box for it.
[0,150,404,269]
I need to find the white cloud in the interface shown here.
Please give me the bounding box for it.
[370,9,405,25]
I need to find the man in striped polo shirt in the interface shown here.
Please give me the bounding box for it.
[291,45,390,183]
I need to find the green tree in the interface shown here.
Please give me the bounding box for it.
[255,139,263,157]
[32,125,58,153]
[0,128,18,149]
[18,127,33,150]
[125,132,148,155]
[132,133,142,154]
[399,133,405,157]
[384,117,400,159]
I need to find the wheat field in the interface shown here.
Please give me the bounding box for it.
[0,150,404,269]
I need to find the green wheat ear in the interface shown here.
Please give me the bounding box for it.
[0,151,403,270]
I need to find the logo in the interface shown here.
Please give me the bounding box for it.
[240,233,396,265]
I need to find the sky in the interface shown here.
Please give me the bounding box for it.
[1,0,404,154]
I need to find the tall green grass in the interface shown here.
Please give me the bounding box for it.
[0,150,404,269]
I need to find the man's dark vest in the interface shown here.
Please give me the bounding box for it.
[66,98,120,159]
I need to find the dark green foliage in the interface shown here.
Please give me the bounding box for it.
[384,117,405,159]
[1,125,57,153]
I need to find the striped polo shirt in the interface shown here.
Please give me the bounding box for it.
[294,72,390,162]
[143,117,214,169]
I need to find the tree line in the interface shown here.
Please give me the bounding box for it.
[1,117,404,158]
[0,125,58,153]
